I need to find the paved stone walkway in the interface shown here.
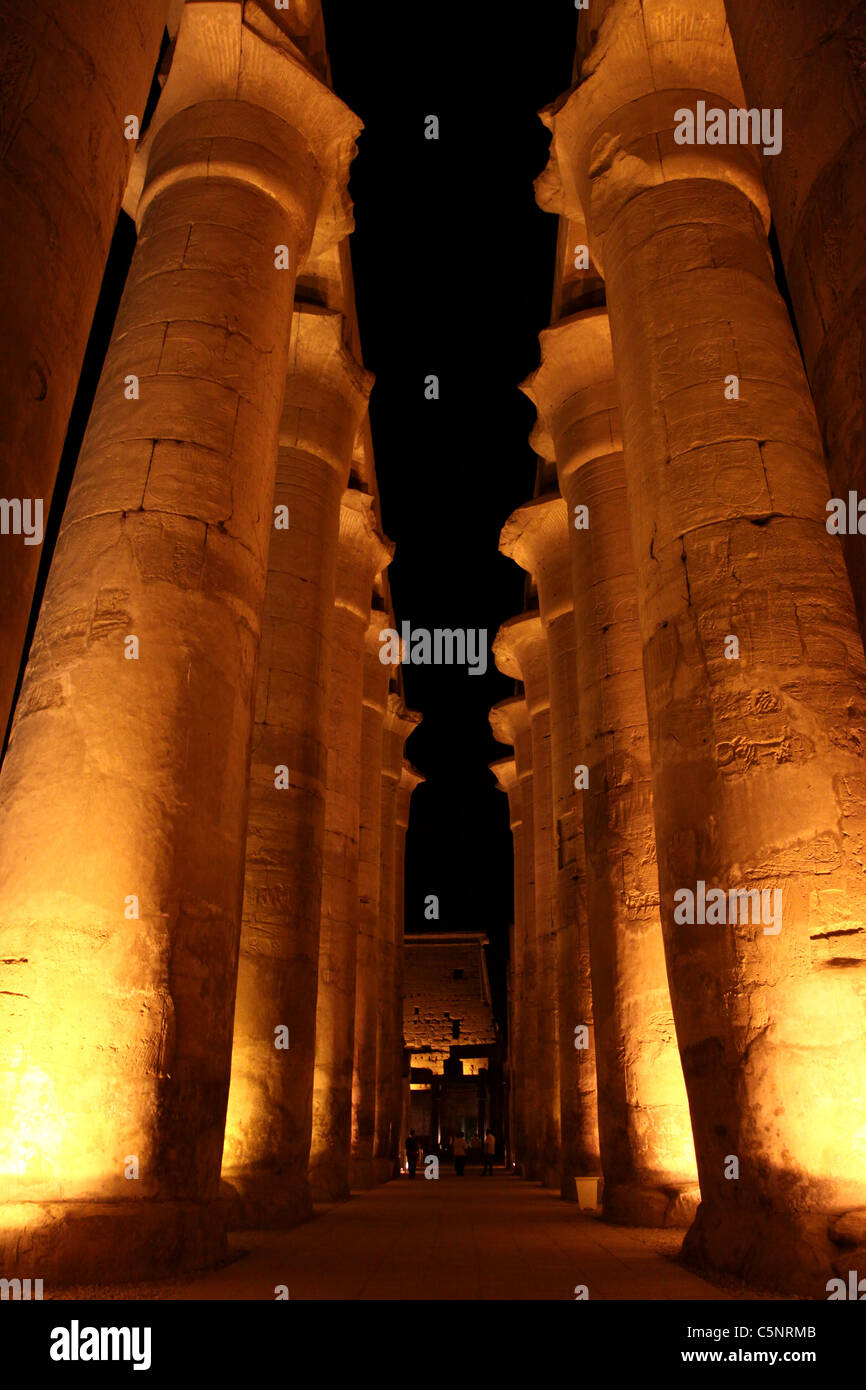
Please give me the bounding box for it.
[162,1170,730,1301]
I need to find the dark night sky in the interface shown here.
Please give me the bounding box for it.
[13,3,580,1031]
[323,2,578,1018]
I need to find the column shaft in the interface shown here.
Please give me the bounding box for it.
[490,758,528,1173]
[494,617,562,1187]
[373,699,419,1180]
[393,762,423,1177]
[542,0,866,1290]
[0,5,359,1280]
[500,503,601,1199]
[723,1,866,646]
[222,313,371,1226]
[351,612,391,1186]
[489,698,542,1181]
[525,320,698,1226]
[0,0,169,734]
[309,491,391,1200]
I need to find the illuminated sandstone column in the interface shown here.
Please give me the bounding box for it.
[0,0,169,736]
[506,927,517,1168]
[221,311,372,1226]
[490,757,528,1172]
[393,760,424,1171]
[522,328,698,1225]
[500,499,602,1202]
[722,1,866,646]
[374,697,421,1181]
[491,669,560,1186]
[539,0,866,1290]
[351,609,393,1187]
[0,2,359,1280]
[494,615,562,1188]
[309,491,392,1201]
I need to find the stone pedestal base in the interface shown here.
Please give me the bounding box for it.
[574,1176,604,1211]
[604,1182,700,1230]
[0,1199,226,1285]
[219,1173,312,1231]
[681,1202,859,1296]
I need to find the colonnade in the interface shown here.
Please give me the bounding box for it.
[0,0,421,1284]
[0,0,865,1303]
[493,0,866,1296]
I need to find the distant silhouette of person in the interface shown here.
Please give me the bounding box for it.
[482,1128,495,1176]
[453,1130,468,1176]
[406,1129,419,1178]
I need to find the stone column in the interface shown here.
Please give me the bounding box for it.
[393,760,424,1175]
[490,680,558,1186]
[0,2,359,1282]
[374,697,421,1182]
[221,311,372,1226]
[494,614,562,1188]
[540,0,866,1291]
[722,0,866,648]
[351,607,393,1187]
[309,491,392,1201]
[523,323,698,1226]
[0,0,170,737]
[506,929,516,1169]
[500,498,601,1202]
[490,757,528,1173]
[490,705,538,1178]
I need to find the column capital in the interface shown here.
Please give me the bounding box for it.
[490,755,518,795]
[364,606,397,708]
[491,757,522,834]
[396,760,424,831]
[398,758,424,796]
[535,0,768,270]
[335,490,393,617]
[493,610,550,714]
[489,695,531,748]
[521,308,620,477]
[132,0,361,257]
[499,493,572,620]
[280,308,374,468]
[382,694,422,779]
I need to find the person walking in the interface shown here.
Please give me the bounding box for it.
[453,1130,468,1176]
[406,1129,419,1179]
[482,1128,495,1176]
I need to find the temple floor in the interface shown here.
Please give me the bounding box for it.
[47,1171,784,1301]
